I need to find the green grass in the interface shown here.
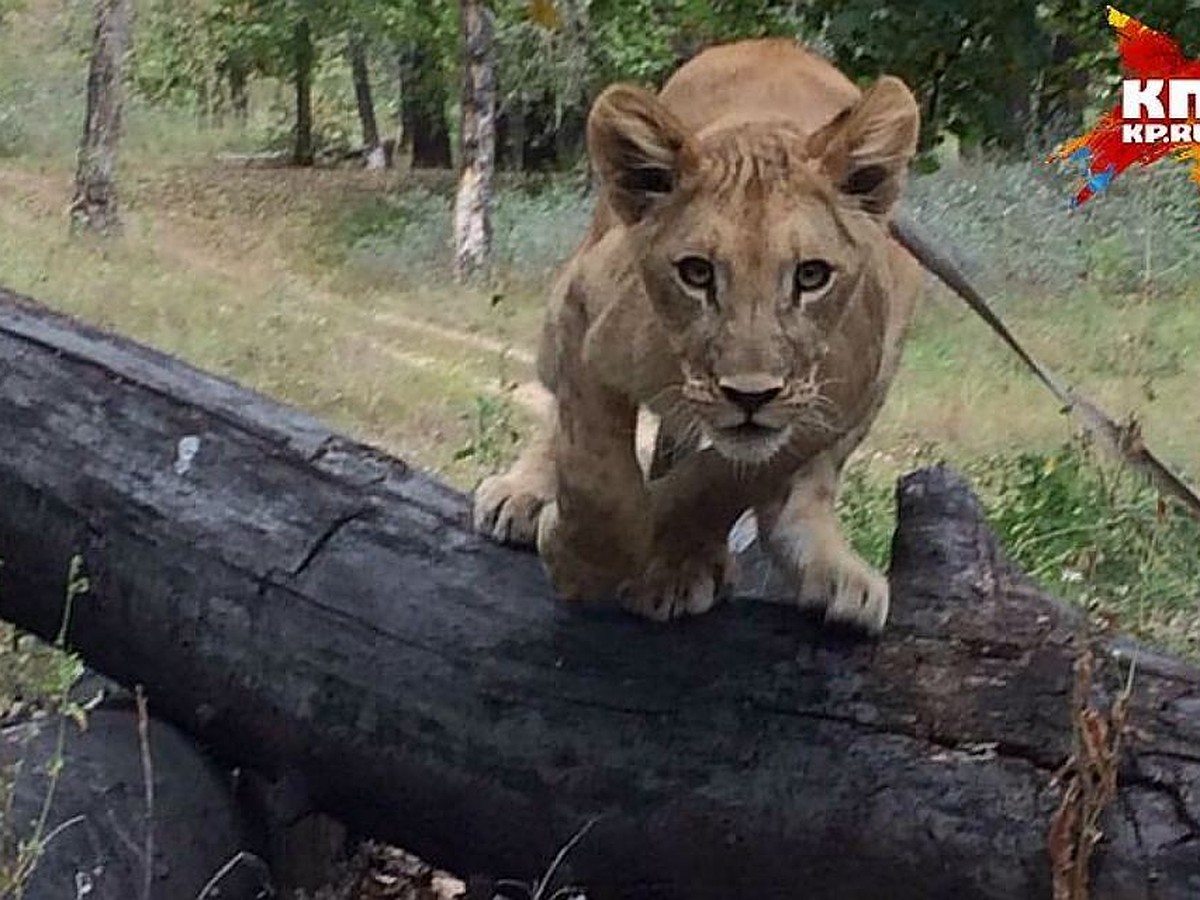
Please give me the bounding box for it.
[0,165,538,487]
[1,557,89,900]
[840,441,1200,657]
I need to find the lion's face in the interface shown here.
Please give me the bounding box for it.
[587,79,919,464]
[636,140,878,463]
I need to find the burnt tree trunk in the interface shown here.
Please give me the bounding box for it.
[348,34,385,170]
[69,0,131,235]
[398,45,452,169]
[454,0,496,280]
[0,287,1197,899]
[292,18,315,166]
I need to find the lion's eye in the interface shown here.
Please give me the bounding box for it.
[793,259,833,297]
[676,256,715,290]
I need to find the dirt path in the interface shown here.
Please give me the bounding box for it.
[0,162,541,406]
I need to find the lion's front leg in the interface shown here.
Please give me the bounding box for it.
[533,369,657,603]
[757,455,889,634]
[538,405,740,620]
[616,449,755,621]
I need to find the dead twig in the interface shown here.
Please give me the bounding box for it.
[493,816,598,900]
[1048,637,1137,900]
[195,850,273,900]
[890,212,1200,521]
[134,686,154,900]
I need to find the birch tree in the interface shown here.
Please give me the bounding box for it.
[454,0,496,281]
[70,0,132,235]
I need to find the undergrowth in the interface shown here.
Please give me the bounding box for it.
[840,441,1200,657]
[455,393,523,473]
[0,557,90,900]
[322,178,593,286]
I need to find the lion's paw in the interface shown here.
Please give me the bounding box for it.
[618,547,733,622]
[472,472,551,548]
[799,552,889,635]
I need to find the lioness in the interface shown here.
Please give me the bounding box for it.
[473,39,921,633]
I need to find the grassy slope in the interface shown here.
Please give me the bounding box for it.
[4,154,1197,476]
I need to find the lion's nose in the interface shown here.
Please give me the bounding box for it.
[718,376,784,415]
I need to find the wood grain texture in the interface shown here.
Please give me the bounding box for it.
[0,287,1197,899]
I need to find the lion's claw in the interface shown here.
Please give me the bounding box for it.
[804,555,889,635]
[618,548,734,622]
[472,473,550,548]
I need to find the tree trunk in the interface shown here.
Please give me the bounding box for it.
[454,0,496,281]
[228,58,249,126]
[497,100,525,172]
[0,286,1198,899]
[348,34,385,170]
[398,45,452,169]
[553,105,587,168]
[69,0,131,236]
[292,17,314,167]
[521,92,558,170]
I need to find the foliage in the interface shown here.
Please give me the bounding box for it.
[131,0,224,108]
[455,393,523,472]
[0,556,90,900]
[117,0,1200,173]
[0,0,84,160]
[979,443,1200,630]
[124,0,1200,163]
[807,0,1051,150]
[0,107,23,158]
[905,160,1200,295]
[839,442,1200,657]
[324,153,1200,297]
[327,177,592,282]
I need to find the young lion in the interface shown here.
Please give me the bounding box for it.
[472,39,922,633]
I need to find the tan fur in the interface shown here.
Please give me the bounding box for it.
[472,39,922,632]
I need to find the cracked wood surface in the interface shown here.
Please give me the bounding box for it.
[0,287,1198,899]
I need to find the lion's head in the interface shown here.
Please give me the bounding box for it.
[586,77,919,464]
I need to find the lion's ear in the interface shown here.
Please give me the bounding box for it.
[587,84,696,224]
[808,76,919,217]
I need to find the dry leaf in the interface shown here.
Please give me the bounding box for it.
[528,0,560,29]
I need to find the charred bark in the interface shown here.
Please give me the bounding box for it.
[0,287,1197,899]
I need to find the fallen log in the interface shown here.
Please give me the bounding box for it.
[0,286,1197,900]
